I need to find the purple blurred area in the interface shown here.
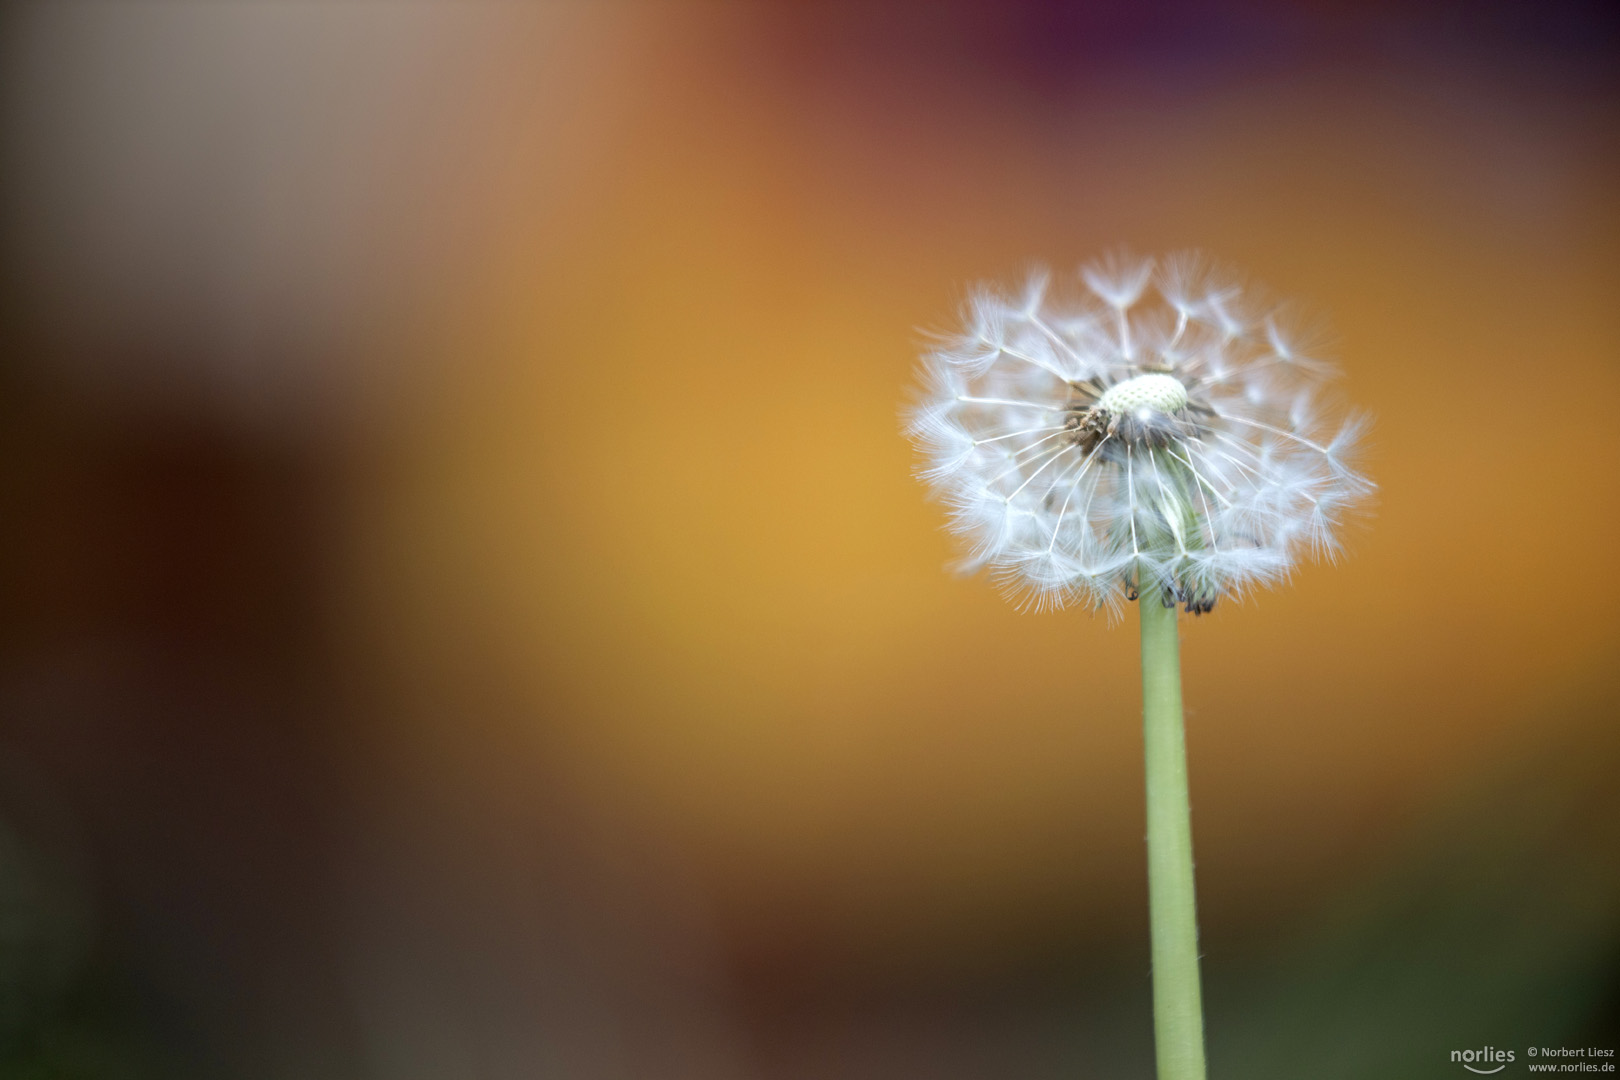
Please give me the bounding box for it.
[0,2,1617,1077]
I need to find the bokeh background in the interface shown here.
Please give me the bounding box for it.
[0,2,1617,1077]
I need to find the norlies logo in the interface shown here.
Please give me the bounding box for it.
[1453,1047,1515,1074]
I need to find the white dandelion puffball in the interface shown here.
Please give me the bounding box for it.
[906,252,1372,615]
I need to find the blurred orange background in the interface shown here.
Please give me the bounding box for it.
[0,3,1616,1077]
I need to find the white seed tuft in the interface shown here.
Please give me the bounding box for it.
[905,251,1373,614]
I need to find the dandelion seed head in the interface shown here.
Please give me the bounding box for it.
[906,251,1373,615]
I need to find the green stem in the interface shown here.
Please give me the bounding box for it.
[1139,580,1208,1080]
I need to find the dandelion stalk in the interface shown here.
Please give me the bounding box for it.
[1138,576,1206,1080]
